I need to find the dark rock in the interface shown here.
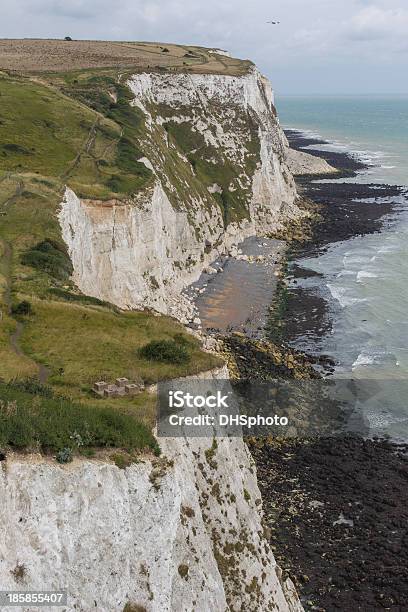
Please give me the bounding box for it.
[250,436,408,611]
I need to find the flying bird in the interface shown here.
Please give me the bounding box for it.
[267,21,280,24]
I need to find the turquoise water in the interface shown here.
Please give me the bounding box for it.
[276,96,408,439]
[276,96,408,186]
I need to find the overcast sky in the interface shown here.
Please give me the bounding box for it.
[2,0,408,94]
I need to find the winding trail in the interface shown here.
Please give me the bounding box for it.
[1,177,24,213]
[62,118,100,182]
[1,239,50,383]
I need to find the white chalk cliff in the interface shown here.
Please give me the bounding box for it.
[0,441,302,612]
[59,67,305,321]
[284,146,337,176]
[0,366,302,612]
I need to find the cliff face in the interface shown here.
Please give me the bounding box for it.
[59,67,302,320]
[0,371,301,612]
[0,57,307,612]
[0,440,300,612]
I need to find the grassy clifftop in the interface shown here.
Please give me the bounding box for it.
[0,39,252,76]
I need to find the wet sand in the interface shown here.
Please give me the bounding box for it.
[189,237,285,338]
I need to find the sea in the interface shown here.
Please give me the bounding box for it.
[276,95,408,440]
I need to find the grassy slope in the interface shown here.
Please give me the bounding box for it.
[0,382,159,455]
[0,69,221,452]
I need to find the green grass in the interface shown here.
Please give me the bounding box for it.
[21,239,73,281]
[165,121,206,156]
[47,287,118,309]
[1,296,220,431]
[0,239,38,380]
[0,313,38,381]
[0,75,92,176]
[61,75,153,198]
[0,72,152,202]
[0,382,159,455]
[19,299,220,392]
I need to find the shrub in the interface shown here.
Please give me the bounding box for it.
[10,379,53,398]
[11,300,33,316]
[56,447,73,464]
[111,452,132,470]
[11,564,26,583]
[123,604,147,612]
[21,239,73,281]
[243,488,251,502]
[105,174,125,193]
[139,339,190,365]
[48,287,117,311]
[178,564,189,579]
[116,137,147,175]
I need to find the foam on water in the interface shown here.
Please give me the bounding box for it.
[352,353,376,369]
[327,284,368,308]
[357,271,378,282]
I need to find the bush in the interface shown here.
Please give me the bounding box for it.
[178,564,189,579]
[56,447,73,464]
[116,137,147,175]
[21,239,73,281]
[48,287,117,311]
[11,300,33,316]
[11,378,53,398]
[123,604,147,612]
[111,452,131,470]
[2,143,31,155]
[105,174,126,193]
[139,339,190,365]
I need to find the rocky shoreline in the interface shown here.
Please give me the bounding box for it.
[251,435,408,611]
[250,131,408,611]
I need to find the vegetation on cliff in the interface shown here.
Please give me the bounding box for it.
[0,64,227,454]
[0,381,159,455]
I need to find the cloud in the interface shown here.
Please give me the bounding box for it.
[348,6,408,42]
[1,0,407,93]
[23,0,118,20]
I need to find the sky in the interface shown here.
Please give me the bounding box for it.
[1,0,408,94]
